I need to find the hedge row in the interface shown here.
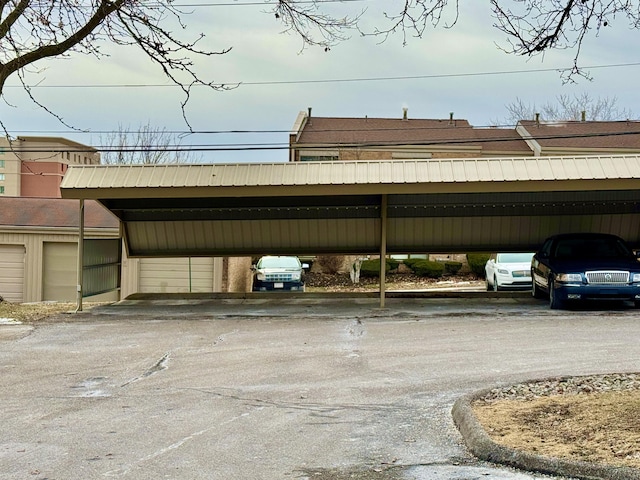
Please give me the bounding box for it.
[359,258,467,279]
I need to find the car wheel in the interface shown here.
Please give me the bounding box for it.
[486,279,492,291]
[493,276,500,292]
[634,300,640,309]
[532,275,545,299]
[549,279,564,310]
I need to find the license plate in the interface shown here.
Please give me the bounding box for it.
[274,282,284,289]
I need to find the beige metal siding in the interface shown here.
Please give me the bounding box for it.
[0,244,25,302]
[43,242,120,302]
[138,257,217,293]
[60,155,640,193]
[42,242,77,301]
[387,214,640,253]
[126,218,380,256]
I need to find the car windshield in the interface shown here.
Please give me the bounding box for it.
[496,253,534,263]
[259,257,300,268]
[553,237,633,259]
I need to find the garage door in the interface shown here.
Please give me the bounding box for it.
[42,242,77,301]
[0,244,25,303]
[139,257,216,293]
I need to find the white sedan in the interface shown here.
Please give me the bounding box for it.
[485,252,535,291]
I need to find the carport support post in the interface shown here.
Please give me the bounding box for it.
[76,199,84,312]
[379,194,388,308]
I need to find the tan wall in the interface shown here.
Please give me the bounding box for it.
[0,149,21,196]
[0,227,118,302]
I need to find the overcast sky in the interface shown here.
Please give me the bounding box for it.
[3,1,640,163]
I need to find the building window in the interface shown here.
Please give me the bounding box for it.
[0,186,4,194]
[0,173,4,181]
[0,159,4,167]
[300,155,339,162]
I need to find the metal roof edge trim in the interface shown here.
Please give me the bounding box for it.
[59,155,640,199]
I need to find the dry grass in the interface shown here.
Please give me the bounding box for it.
[0,301,79,323]
[473,391,640,469]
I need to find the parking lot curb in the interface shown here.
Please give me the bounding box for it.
[452,387,640,480]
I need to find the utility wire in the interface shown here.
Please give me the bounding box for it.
[11,130,640,153]
[4,62,640,89]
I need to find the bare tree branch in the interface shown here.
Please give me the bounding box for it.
[99,122,202,164]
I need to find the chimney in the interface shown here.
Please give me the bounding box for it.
[535,112,540,126]
[307,107,312,118]
[581,110,586,122]
[402,107,408,120]
[449,112,454,125]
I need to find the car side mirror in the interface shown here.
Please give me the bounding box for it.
[302,263,310,269]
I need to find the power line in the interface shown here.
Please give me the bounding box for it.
[5,62,640,90]
[11,130,640,153]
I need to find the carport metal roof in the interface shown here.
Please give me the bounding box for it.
[60,155,640,259]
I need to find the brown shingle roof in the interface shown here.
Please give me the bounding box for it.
[472,128,532,154]
[294,116,532,154]
[296,117,476,146]
[0,197,118,228]
[518,120,640,150]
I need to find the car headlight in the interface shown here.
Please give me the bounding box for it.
[497,268,509,274]
[291,272,301,281]
[256,273,266,281]
[632,273,640,283]
[556,273,583,282]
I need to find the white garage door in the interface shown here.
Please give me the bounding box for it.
[0,244,25,303]
[139,257,216,293]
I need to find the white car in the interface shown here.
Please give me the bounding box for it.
[485,252,535,291]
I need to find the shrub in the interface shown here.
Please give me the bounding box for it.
[444,261,462,276]
[412,260,445,278]
[466,253,490,278]
[386,258,400,271]
[359,259,391,278]
[315,255,344,274]
[402,258,423,271]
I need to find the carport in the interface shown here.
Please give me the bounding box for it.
[60,155,640,308]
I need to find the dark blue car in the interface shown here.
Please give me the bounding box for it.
[531,233,640,309]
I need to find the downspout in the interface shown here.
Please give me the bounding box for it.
[379,194,388,308]
[75,199,84,313]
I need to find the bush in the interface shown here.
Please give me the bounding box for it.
[315,255,344,274]
[466,253,490,278]
[359,259,391,278]
[444,261,462,276]
[386,258,400,271]
[402,258,423,271]
[412,260,445,278]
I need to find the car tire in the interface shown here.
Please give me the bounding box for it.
[486,279,492,291]
[492,276,500,292]
[549,279,564,310]
[532,275,545,299]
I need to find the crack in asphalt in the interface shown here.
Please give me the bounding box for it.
[181,386,404,416]
[121,352,171,387]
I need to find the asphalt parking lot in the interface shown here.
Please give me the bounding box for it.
[2,295,640,480]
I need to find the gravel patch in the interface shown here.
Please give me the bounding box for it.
[475,373,640,404]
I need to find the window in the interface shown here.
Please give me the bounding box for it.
[0,173,4,180]
[0,159,4,168]
[0,186,4,194]
[300,155,339,162]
